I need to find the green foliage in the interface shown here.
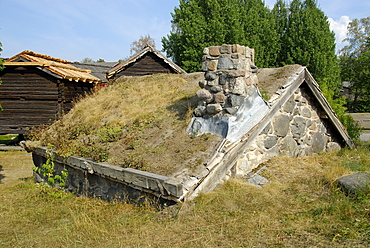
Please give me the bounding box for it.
[33,144,68,187]
[162,0,279,72]
[339,17,370,113]
[278,0,340,86]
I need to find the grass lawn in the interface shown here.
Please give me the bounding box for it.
[0,146,369,247]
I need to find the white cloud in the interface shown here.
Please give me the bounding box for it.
[328,15,351,51]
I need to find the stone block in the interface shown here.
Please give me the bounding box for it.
[208,60,218,71]
[279,135,298,157]
[205,71,217,81]
[326,142,341,152]
[194,106,206,117]
[231,53,240,59]
[273,114,290,137]
[234,59,247,70]
[264,135,278,149]
[220,44,232,54]
[207,104,223,114]
[302,107,312,118]
[228,94,245,107]
[219,74,228,85]
[337,173,370,195]
[291,116,307,139]
[229,77,246,95]
[203,47,209,55]
[311,132,328,153]
[225,107,238,115]
[198,80,206,88]
[209,46,221,56]
[217,56,234,70]
[227,70,246,78]
[214,92,226,103]
[283,95,295,113]
[232,44,245,54]
[210,86,222,93]
[196,89,213,101]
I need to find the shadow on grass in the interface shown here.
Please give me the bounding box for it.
[166,95,199,121]
[0,165,4,183]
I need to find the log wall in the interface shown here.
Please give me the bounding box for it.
[114,53,176,78]
[0,66,94,134]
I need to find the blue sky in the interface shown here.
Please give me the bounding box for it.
[1,0,369,62]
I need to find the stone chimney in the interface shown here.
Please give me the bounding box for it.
[194,44,259,117]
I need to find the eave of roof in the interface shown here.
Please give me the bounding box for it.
[5,51,101,83]
[107,45,186,78]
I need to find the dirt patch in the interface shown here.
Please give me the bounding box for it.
[0,151,34,184]
[257,64,302,98]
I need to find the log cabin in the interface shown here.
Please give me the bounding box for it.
[0,51,101,134]
[107,45,186,81]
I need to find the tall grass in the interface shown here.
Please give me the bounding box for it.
[1,147,369,247]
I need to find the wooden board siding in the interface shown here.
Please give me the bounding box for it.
[62,82,94,112]
[0,66,93,134]
[0,66,59,134]
[114,53,176,78]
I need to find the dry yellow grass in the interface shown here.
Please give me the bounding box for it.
[30,73,222,177]
[0,147,369,247]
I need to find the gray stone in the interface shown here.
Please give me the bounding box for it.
[205,71,217,81]
[246,175,269,188]
[220,44,232,54]
[198,80,206,88]
[217,56,234,70]
[291,116,307,139]
[264,136,278,149]
[210,86,222,93]
[311,132,328,153]
[229,77,246,95]
[225,107,238,115]
[302,107,312,118]
[214,92,226,103]
[337,173,370,195]
[283,95,295,113]
[273,114,290,137]
[326,142,341,152]
[261,122,271,134]
[196,89,212,101]
[279,135,298,157]
[227,70,246,78]
[251,65,258,73]
[228,94,245,107]
[219,74,228,85]
[207,104,223,114]
[194,106,206,117]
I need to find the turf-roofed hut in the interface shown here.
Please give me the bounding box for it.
[29,44,354,205]
[107,45,186,81]
[0,51,101,134]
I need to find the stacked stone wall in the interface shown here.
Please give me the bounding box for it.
[235,85,342,174]
[195,44,259,117]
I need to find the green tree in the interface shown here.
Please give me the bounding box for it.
[282,0,340,85]
[162,0,279,72]
[340,17,370,112]
[272,0,289,66]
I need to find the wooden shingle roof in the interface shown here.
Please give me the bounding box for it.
[107,45,186,79]
[4,51,101,83]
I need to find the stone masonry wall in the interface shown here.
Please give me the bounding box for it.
[234,85,342,175]
[195,44,259,117]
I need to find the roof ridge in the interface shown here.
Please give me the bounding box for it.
[21,50,71,63]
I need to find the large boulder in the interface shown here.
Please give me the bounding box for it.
[337,173,370,195]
